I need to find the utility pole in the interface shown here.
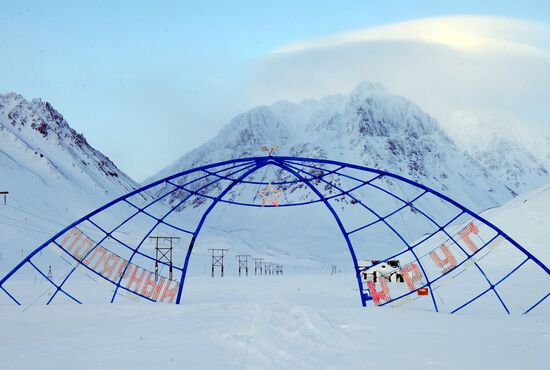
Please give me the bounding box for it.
[0,191,8,205]
[263,262,276,276]
[209,249,229,277]
[150,236,180,281]
[236,255,250,277]
[254,258,263,276]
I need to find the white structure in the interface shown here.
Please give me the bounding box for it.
[359,260,403,283]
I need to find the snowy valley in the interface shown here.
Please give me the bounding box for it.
[0,84,549,370]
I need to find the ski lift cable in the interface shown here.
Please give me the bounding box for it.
[0,218,60,235]
[4,204,68,228]
[0,212,64,234]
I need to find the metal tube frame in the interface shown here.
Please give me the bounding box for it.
[0,156,547,314]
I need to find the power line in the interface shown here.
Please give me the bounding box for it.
[5,204,68,227]
[0,217,59,235]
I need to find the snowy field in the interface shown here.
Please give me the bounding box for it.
[1,273,549,370]
[1,184,549,369]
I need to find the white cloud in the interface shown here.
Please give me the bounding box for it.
[245,15,550,149]
[272,16,550,56]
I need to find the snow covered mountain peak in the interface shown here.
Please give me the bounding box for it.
[0,92,139,219]
[219,105,289,151]
[344,82,440,138]
[348,81,388,98]
[148,103,290,183]
[147,82,519,211]
[1,93,87,147]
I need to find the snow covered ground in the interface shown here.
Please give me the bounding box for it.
[0,274,548,369]
[482,183,550,266]
[1,183,549,369]
[1,274,549,370]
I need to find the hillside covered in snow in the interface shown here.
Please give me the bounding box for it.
[0,92,139,220]
[148,82,549,213]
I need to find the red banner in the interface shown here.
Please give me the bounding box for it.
[59,227,178,303]
[458,222,480,253]
[429,244,458,274]
[401,262,424,291]
[367,278,391,305]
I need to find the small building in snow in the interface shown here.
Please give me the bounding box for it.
[358,259,404,283]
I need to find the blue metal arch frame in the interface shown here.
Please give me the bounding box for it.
[0,156,548,314]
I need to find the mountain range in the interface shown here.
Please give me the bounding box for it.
[2,82,549,220]
[146,82,550,212]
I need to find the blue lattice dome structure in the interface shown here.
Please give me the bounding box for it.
[1,156,548,313]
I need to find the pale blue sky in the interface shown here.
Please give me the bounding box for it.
[1,1,549,180]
